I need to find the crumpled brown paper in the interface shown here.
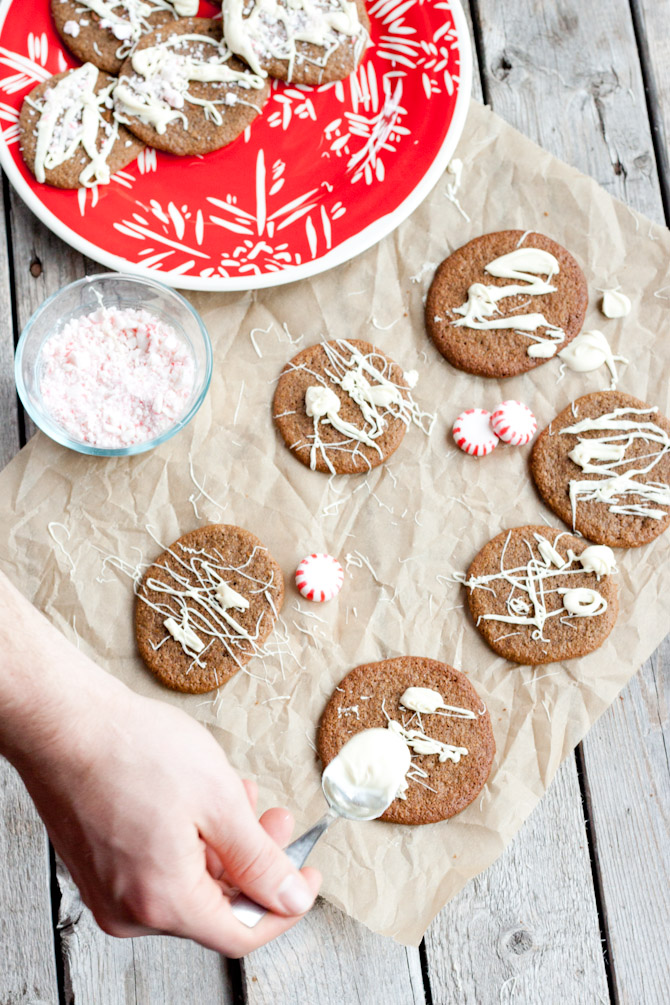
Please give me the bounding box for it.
[1,100,669,946]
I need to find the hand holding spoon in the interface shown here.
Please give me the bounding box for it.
[230,728,410,928]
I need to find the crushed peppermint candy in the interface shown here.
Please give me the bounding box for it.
[39,306,195,448]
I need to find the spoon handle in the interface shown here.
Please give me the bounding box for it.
[230,810,338,929]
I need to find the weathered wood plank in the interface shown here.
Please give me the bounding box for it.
[423,757,609,1004]
[631,0,670,214]
[580,641,670,1003]
[473,1,670,1001]
[57,861,234,1005]
[0,767,59,1005]
[0,173,59,1005]
[5,190,103,441]
[473,0,664,220]
[243,897,425,1005]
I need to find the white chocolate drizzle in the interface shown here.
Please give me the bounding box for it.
[66,2,198,62]
[450,247,566,357]
[561,406,670,524]
[558,330,628,389]
[114,31,265,134]
[222,0,368,82]
[137,537,280,671]
[290,339,434,474]
[456,531,611,644]
[29,63,119,186]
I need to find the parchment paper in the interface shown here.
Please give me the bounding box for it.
[1,100,669,946]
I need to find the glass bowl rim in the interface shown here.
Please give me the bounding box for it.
[14,272,213,457]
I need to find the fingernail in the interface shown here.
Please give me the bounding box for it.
[277,874,314,915]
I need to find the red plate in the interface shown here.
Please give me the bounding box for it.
[0,0,471,290]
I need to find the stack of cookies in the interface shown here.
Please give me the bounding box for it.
[20,0,371,188]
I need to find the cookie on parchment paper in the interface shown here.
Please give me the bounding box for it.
[318,656,495,825]
[51,0,189,75]
[135,524,284,694]
[222,0,370,85]
[273,338,422,475]
[425,230,588,378]
[115,18,270,156]
[531,390,670,548]
[464,525,619,665]
[19,64,144,189]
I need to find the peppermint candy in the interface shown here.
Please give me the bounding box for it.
[295,553,344,602]
[452,408,499,457]
[490,400,537,446]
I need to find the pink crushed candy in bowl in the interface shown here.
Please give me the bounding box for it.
[15,273,212,457]
[40,306,195,449]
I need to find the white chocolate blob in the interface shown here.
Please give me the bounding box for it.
[558,330,628,389]
[601,289,631,318]
[578,545,617,578]
[399,687,476,718]
[387,719,468,763]
[324,728,411,810]
[559,587,607,617]
[164,615,204,652]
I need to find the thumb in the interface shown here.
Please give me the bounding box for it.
[203,796,316,918]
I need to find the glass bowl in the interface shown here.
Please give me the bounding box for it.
[15,273,212,457]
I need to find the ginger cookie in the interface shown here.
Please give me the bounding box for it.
[135,524,284,693]
[463,525,619,665]
[115,18,270,155]
[273,338,431,475]
[222,0,370,85]
[318,657,495,825]
[531,391,670,548]
[19,64,144,189]
[51,0,193,76]
[425,230,588,378]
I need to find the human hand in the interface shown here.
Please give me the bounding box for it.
[14,674,320,957]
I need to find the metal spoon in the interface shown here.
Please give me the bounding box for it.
[230,762,393,928]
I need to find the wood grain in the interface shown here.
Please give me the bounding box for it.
[631,0,670,215]
[473,0,670,1000]
[57,860,234,1005]
[0,175,60,1005]
[243,896,425,1005]
[423,757,609,1004]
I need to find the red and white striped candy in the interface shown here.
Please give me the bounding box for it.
[295,553,344,602]
[490,400,537,446]
[452,408,499,457]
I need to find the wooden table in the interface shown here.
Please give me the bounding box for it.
[1,3,669,1003]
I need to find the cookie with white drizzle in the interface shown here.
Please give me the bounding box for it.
[425,230,588,378]
[273,338,432,475]
[114,18,270,155]
[135,523,284,693]
[51,0,199,75]
[222,0,370,85]
[318,657,495,825]
[462,525,619,665]
[19,64,144,189]
[531,391,670,548]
